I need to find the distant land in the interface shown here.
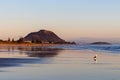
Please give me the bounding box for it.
[24,29,75,44]
[90,42,111,45]
[0,29,76,44]
[1,29,120,45]
[75,38,120,44]
[24,30,65,43]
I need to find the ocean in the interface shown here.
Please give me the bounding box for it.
[49,44,120,53]
[0,44,120,80]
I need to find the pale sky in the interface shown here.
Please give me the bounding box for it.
[0,0,120,40]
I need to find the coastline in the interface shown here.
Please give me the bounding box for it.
[0,43,55,47]
[0,43,120,80]
[0,43,74,47]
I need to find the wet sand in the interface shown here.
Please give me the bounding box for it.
[0,46,120,80]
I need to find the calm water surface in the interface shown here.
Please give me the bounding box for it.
[0,45,120,80]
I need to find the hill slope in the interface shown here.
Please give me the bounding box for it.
[24,30,65,43]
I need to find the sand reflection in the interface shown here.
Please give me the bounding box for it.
[0,46,62,67]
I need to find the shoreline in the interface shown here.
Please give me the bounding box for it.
[0,43,75,47]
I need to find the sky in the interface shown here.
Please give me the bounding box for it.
[0,0,120,41]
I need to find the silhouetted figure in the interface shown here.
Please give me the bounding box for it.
[93,55,97,63]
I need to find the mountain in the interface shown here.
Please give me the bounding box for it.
[24,30,66,43]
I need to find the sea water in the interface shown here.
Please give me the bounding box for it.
[0,45,120,80]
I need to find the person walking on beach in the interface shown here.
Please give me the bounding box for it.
[93,54,97,63]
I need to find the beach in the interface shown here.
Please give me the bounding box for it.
[0,45,120,80]
[0,0,119,80]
